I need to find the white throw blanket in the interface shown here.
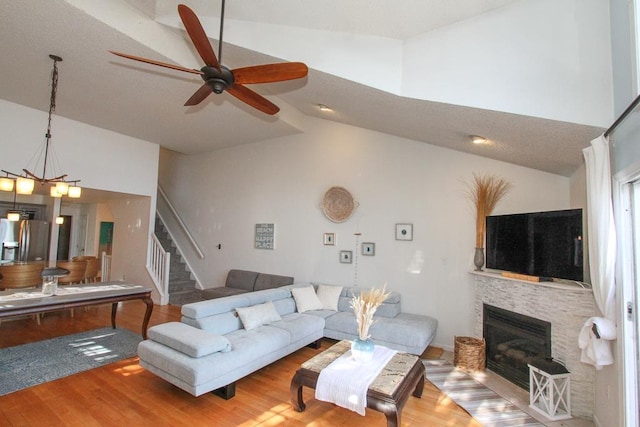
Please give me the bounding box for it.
[578,316,616,369]
[315,345,396,416]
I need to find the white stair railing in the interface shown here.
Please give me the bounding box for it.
[158,185,204,258]
[147,233,170,298]
[155,185,204,291]
[101,252,112,282]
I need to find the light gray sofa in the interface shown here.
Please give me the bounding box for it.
[200,269,294,300]
[137,283,437,398]
[300,284,438,355]
[138,287,323,398]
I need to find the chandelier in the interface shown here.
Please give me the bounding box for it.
[1,54,81,200]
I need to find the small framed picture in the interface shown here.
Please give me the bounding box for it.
[362,242,375,256]
[255,223,275,249]
[395,223,413,241]
[339,250,353,263]
[323,233,336,245]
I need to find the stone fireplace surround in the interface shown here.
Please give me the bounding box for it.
[472,271,595,419]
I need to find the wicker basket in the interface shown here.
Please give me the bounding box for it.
[321,186,358,223]
[454,336,486,372]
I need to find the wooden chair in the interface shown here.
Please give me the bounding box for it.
[57,260,88,318]
[0,262,45,325]
[0,262,45,290]
[56,260,88,285]
[73,256,100,283]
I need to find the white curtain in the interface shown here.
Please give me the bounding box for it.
[579,135,617,369]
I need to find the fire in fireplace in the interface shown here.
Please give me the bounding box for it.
[483,304,552,390]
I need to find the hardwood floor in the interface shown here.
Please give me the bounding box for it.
[0,301,481,427]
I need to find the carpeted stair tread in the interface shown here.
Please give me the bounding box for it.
[155,216,202,306]
[169,289,203,305]
[169,280,197,293]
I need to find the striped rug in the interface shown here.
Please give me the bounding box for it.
[424,360,544,427]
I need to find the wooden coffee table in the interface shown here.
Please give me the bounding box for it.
[290,340,425,427]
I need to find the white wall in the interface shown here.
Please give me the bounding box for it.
[107,196,154,285]
[402,0,613,127]
[159,116,572,349]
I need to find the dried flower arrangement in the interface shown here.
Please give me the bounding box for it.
[465,173,512,248]
[350,285,391,340]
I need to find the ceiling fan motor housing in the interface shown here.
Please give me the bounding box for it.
[202,65,234,93]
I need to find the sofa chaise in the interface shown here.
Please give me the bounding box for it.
[200,269,294,300]
[137,283,437,399]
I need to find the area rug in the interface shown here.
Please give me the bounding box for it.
[0,327,141,396]
[424,360,544,427]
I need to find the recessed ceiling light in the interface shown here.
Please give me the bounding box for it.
[317,104,333,112]
[470,135,488,145]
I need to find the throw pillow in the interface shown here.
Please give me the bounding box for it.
[236,300,282,330]
[316,284,343,311]
[291,286,323,313]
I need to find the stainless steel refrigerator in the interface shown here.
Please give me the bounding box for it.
[0,219,50,262]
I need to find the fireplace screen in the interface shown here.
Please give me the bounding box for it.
[483,304,552,390]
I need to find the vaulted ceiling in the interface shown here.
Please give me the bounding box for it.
[0,0,609,177]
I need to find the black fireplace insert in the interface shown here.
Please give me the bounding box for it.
[483,304,551,390]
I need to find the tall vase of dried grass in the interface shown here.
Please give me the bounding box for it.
[466,173,512,271]
[350,285,390,363]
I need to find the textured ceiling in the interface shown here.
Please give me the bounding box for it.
[0,0,606,179]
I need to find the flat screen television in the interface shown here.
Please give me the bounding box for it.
[485,208,583,282]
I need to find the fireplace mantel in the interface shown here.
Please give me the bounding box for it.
[471,270,595,418]
[471,270,593,292]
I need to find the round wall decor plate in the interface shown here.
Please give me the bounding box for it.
[321,186,358,223]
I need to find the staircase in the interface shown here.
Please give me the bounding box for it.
[154,216,203,305]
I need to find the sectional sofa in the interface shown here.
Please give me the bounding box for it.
[137,283,437,398]
[200,269,294,299]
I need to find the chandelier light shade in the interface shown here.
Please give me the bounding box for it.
[50,186,62,197]
[0,177,14,192]
[0,54,81,199]
[68,186,82,198]
[55,181,69,195]
[7,211,21,222]
[16,177,35,195]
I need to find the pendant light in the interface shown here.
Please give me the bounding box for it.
[1,54,81,198]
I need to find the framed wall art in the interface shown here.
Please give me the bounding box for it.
[323,233,336,245]
[362,242,375,256]
[339,250,353,263]
[395,223,413,241]
[255,223,275,249]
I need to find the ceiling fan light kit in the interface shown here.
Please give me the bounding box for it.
[110,2,308,115]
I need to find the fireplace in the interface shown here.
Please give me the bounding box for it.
[483,304,551,390]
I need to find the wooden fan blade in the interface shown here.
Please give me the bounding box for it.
[233,62,308,85]
[184,84,213,106]
[227,84,279,115]
[177,4,220,69]
[109,51,202,75]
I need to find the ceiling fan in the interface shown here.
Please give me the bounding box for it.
[110,2,308,115]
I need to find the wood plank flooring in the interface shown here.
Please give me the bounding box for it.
[0,301,481,427]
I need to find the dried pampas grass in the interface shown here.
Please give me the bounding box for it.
[466,173,512,248]
[350,285,391,340]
